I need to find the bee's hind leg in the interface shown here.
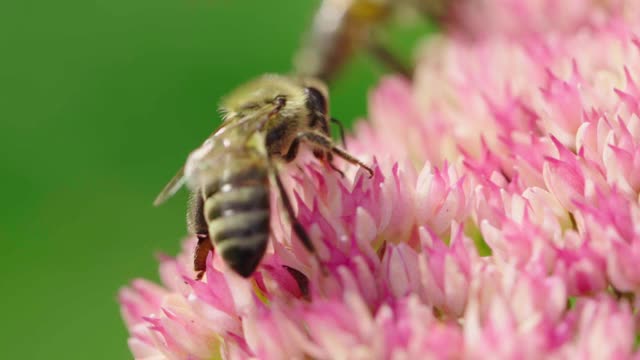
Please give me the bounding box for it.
[188,192,214,280]
[194,234,213,280]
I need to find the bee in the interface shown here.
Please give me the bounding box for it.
[153,74,373,279]
[293,0,448,82]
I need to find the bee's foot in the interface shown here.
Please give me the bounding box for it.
[329,162,345,177]
[195,270,205,281]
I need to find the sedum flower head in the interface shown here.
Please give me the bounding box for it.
[121,4,640,359]
[444,0,640,40]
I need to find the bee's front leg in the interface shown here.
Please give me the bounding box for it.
[313,150,345,178]
[294,131,374,178]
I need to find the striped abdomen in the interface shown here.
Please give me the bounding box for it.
[201,152,270,277]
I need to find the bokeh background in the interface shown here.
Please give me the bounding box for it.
[1,0,430,358]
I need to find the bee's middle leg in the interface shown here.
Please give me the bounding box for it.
[272,169,315,253]
[282,138,300,162]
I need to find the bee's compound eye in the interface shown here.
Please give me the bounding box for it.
[304,87,327,115]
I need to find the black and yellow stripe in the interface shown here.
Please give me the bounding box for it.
[201,153,270,277]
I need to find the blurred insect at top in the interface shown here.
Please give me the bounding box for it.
[293,0,449,82]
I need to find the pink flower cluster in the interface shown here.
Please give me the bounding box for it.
[444,0,640,40]
[121,2,640,359]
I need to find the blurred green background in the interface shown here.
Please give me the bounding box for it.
[0,0,429,358]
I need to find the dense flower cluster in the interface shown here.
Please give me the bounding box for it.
[121,1,640,358]
[444,0,640,40]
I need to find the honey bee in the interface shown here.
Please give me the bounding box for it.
[154,74,373,279]
[294,0,448,82]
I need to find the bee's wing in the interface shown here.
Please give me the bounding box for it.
[153,129,222,207]
[212,106,272,138]
[152,132,221,207]
[153,107,272,206]
[153,165,187,206]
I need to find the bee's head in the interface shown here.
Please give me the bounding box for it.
[295,77,332,135]
[304,86,328,116]
[301,77,330,116]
